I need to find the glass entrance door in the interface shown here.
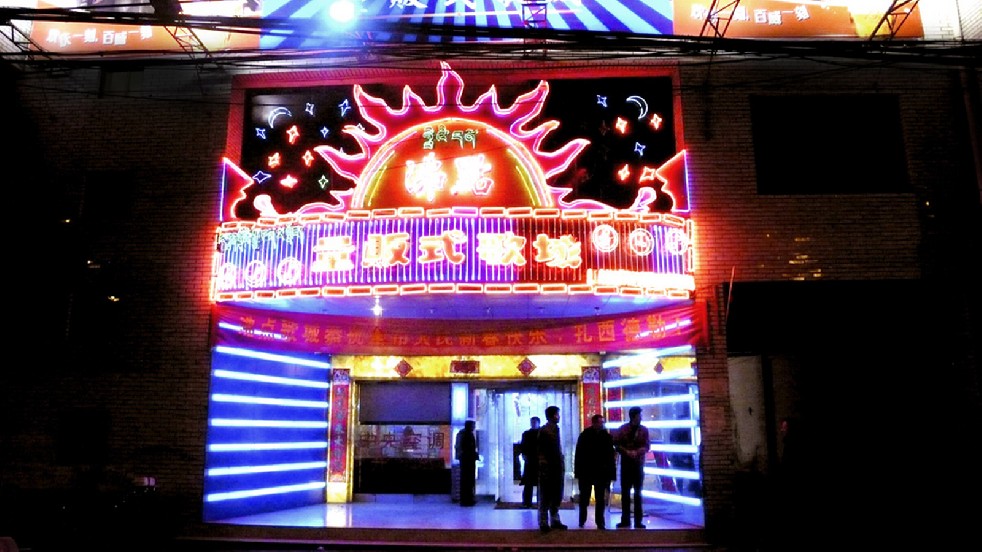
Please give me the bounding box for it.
[483,383,579,505]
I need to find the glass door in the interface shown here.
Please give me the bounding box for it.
[482,383,579,505]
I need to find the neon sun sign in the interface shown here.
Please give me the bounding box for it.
[213,63,694,301]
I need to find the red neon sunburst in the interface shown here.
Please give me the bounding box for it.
[311,62,590,211]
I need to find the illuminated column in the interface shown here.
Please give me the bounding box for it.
[327,368,351,502]
[581,365,602,428]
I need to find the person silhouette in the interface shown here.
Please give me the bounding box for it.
[537,405,567,532]
[615,406,650,529]
[574,413,616,529]
[519,416,541,508]
[455,420,478,507]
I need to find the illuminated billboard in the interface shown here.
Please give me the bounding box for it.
[27,0,263,54]
[213,63,695,303]
[18,0,934,55]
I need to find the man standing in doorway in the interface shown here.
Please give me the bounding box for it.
[537,405,567,532]
[575,413,616,529]
[615,406,650,529]
[519,416,541,508]
[455,419,478,507]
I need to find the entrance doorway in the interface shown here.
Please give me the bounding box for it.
[472,382,579,505]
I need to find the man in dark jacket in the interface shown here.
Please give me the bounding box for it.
[455,419,479,506]
[615,406,650,529]
[537,406,567,532]
[519,416,541,508]
[574,413,616,529]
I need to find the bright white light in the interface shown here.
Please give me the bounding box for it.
[602,367,696,388]
[328,0,356,23]
[601,346,693,368]
[604,392,696,408]
[451,382,468,424]
[372,296,383,316]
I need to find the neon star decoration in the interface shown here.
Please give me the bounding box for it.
[286,125,300,144]
[649,113,663,130]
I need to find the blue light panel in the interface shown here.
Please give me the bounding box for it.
[203,346,331,521]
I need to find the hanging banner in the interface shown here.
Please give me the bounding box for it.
[214,300,706,356]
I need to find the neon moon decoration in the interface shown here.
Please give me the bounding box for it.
[214,64,696,302]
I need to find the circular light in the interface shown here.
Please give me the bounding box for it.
[628,228,655,256]
[328,0,356,23]
[591,224,619,253]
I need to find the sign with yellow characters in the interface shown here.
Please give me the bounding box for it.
[213,63,695,304]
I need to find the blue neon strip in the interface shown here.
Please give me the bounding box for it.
[601,346,694,368]
[211,393,330,408]
[207,461,328,476]
[208,441,329,452]
[646,467,700,480]
[214,345,331,369]
[649,443,698,454]
[602,367,696,388]
[210,419,329,428]
[641,489,701,507]
[213,369,330,389]
[604,393,696,408]
[205,481,326,502]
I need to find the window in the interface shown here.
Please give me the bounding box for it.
[750,95,909,194]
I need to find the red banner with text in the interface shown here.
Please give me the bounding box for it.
[214,301,706,356]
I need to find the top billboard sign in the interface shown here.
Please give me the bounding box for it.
[19,0,927,56]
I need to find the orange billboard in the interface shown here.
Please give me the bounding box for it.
[673,0,924,39]
[28,1,261,54]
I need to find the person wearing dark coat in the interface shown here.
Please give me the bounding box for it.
[455,419,479,506]
[615,406,650,529]
[537,405,567,532]
[574,413,617,529]
[519,416,541,508]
